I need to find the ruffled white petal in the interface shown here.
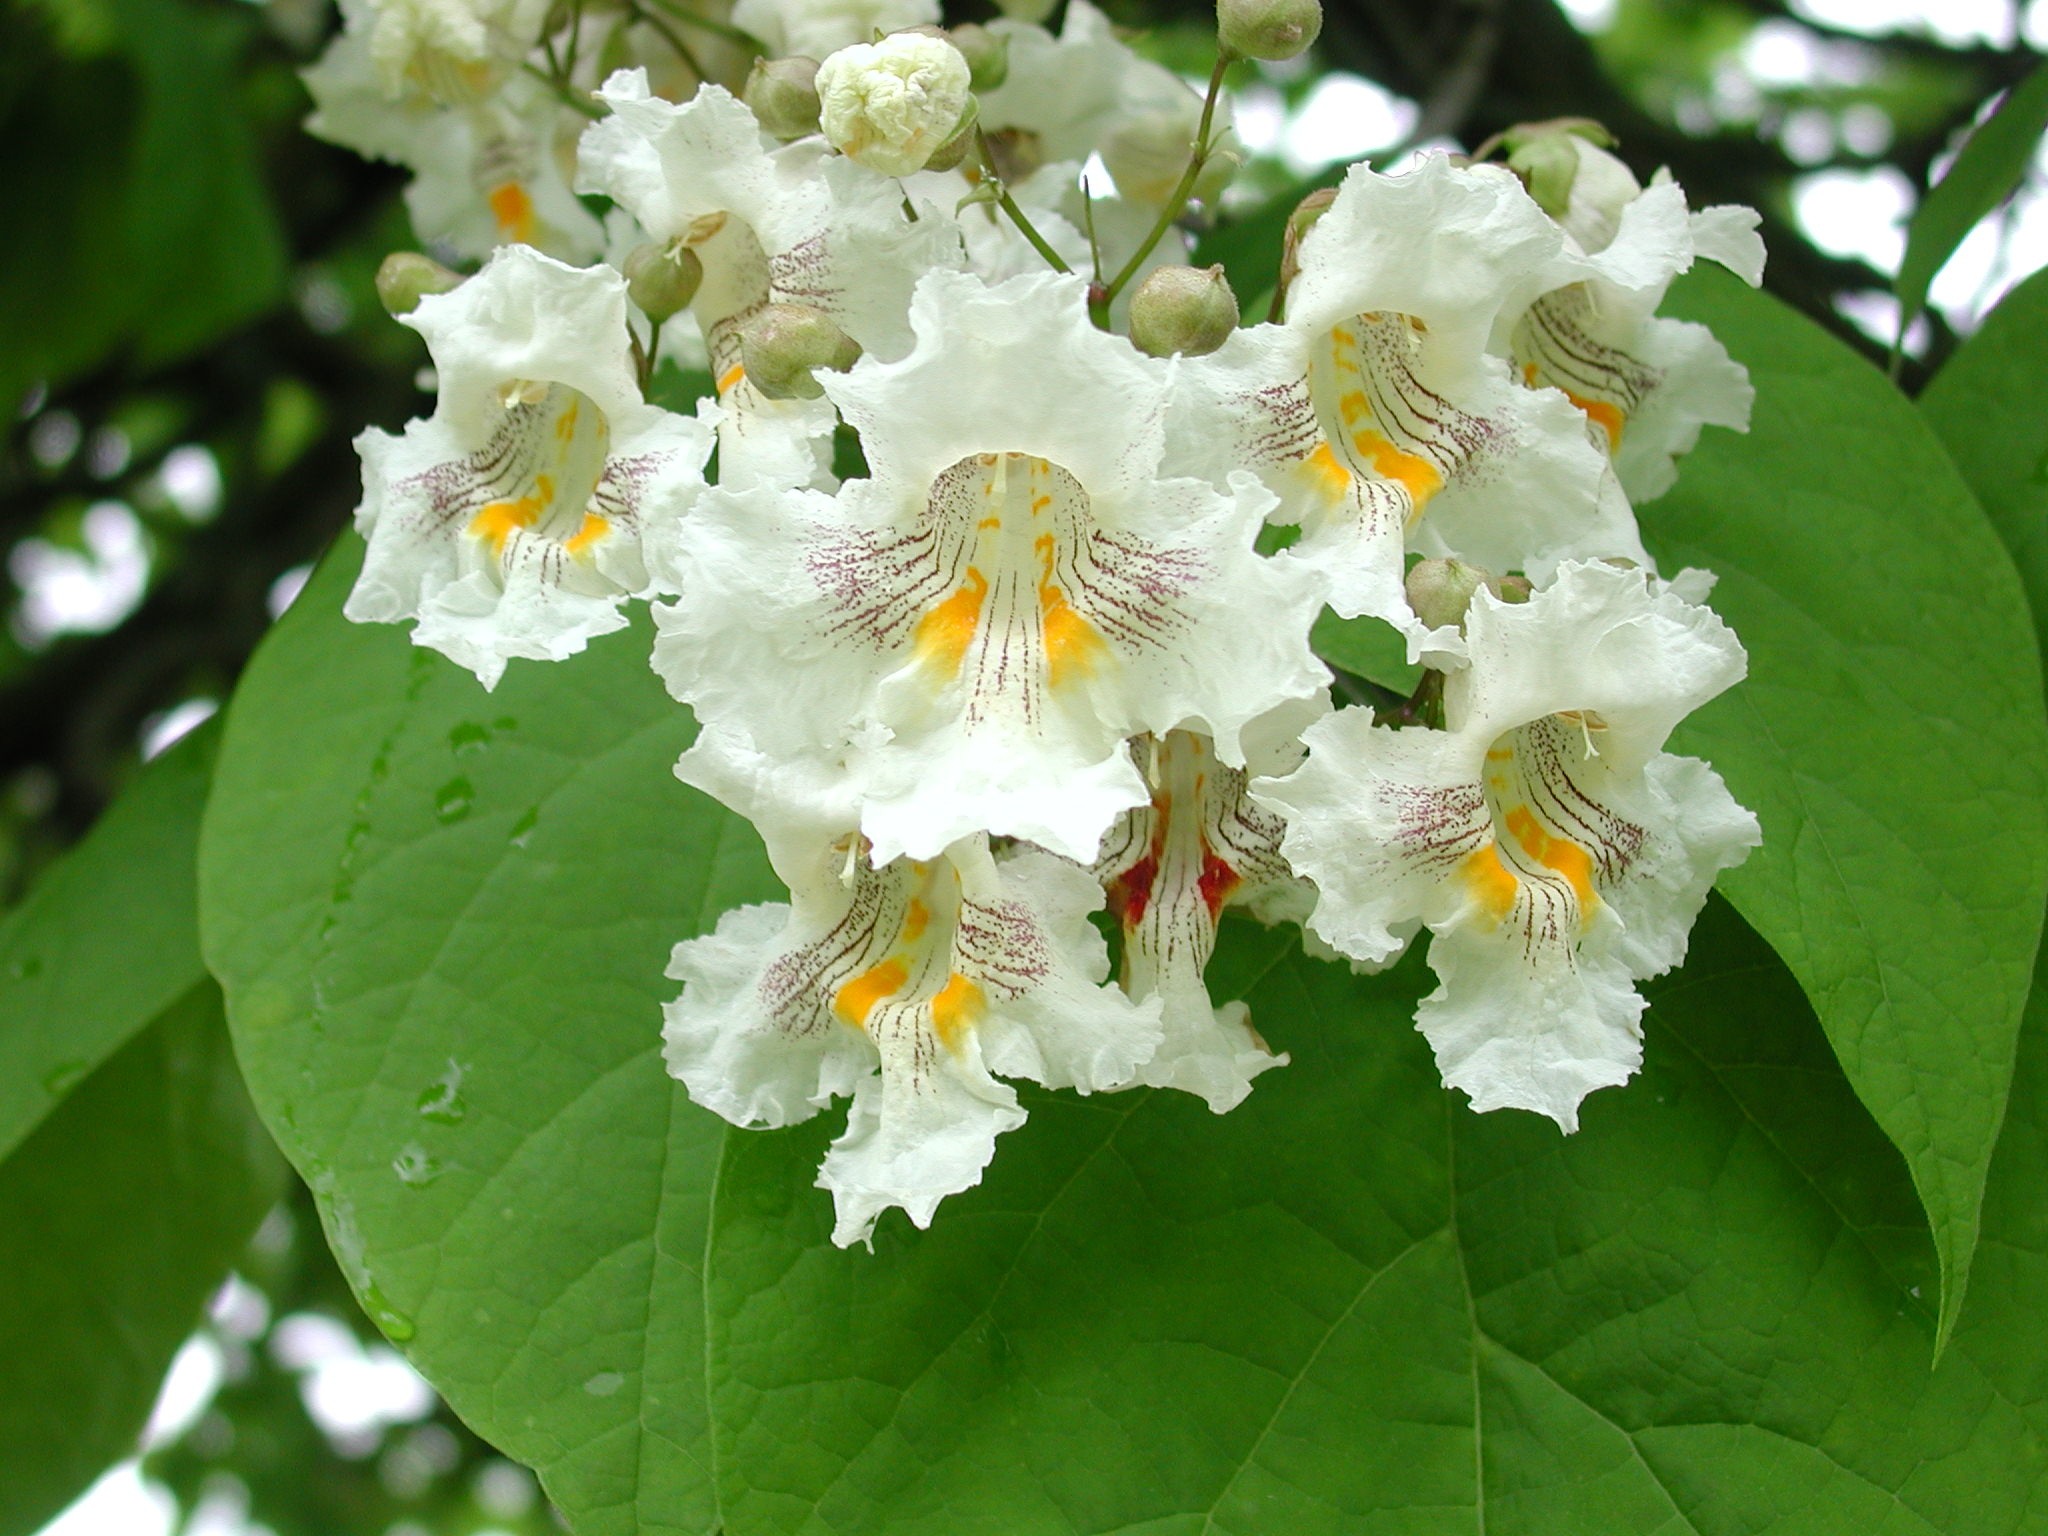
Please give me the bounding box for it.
[1252,560,1757,1130]
[345,246,713,686]
[663,820,1160,1247]
[654,269,1330,863]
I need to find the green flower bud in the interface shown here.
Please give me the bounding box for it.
[623,241,705,326]
[1493,117,1617,220]
[1405,557,1500,632]
[1496,574,1534,604]
[1127,265,1239,358]
[919,94,980,173]
[948,22,1009,91]
[740,303,863,400]
[1217,0,1321,62]
[376,251,463,316]
[744,55,823,140]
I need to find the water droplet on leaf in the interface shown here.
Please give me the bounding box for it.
[435,778,474,823]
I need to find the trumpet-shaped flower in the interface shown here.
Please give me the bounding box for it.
[652,268,1330,865]
[666,728,1161,1246]
[1172,155,1628,645]
[1252,560,1759,1130]
[1094,708,1320,1111]
[346,245,714,687]
[577,71,961,485]
[1506,138,1766,501]
[305,0,603,261]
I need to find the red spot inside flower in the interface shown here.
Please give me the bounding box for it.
[1198,850,1241,919]
[1109,855,1158,929]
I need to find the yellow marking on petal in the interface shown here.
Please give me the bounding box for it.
[1033,533,1107,690]
[469,495,543,555]
[1564,390,1626,451]
[1486,748,1514,761]
[487,182,536,245]
[1461,843,1519,925]
[534,473,555,505]
[1330,324,1357,347]
[1351,430,1443,511]
[564,512,610,555]
[1031,494,1051,513]
[1338,390,1370,426]
[553,402,579,442]
[1297,441,1353,503]
[716,364,745,396]
[979,517,1002,531]
[900,899,930,943]
[1505,804,1597,915]
[928,973,985,1050]
[913,567,988,678]
[834,959,908,1028]
[1521,362,1540,386]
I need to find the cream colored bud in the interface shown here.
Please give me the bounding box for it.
[1102,106,1199,206]
[740,303,863,399]
[1128,265,1239,357]
[1217,0,1322,61]
[816,32,974,177]
[745,55,823,139]
[623,241,704,325]
[376,251,463,316]
[1405,558,1500,632]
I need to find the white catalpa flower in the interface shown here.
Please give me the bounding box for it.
[1093,706,1323,1111]
[1171,155,1626,643]
[666,730,1162,1247]
[815,32,973,178]
[306,9,603,261]
[652,268,1330,867]
[577,71,961,486]
[730,0,940,63]
[1505,138,1766,502]
[1252,560,1759,1131]
[346,245,714,687]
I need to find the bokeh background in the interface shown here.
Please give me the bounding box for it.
[7,0,2046,1528]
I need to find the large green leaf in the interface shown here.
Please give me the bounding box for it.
[1918,262,2048,653]
[1650,266,2048,1342]
[0,981,283,1536]
[199,547,781,1536]
[0,722,215,1163]
[205,540,2048,1534]
[1894,65,2048,349]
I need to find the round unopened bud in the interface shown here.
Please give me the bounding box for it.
[1405,558,1500,632]
[623,241,704,325]
[815,32,973,178]
[1128,265,1239,358]
[376,251,463,316]
[740,303,863,399]
[745,55,823,139]
[947,22,1009,90]
[1217,0,1322,61]
[1496,574,1534,604]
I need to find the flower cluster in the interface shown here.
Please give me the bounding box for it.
[324,0,1765,1244]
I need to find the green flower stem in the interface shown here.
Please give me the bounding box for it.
[1096,48,1233,317]
[974,132,1073,276]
